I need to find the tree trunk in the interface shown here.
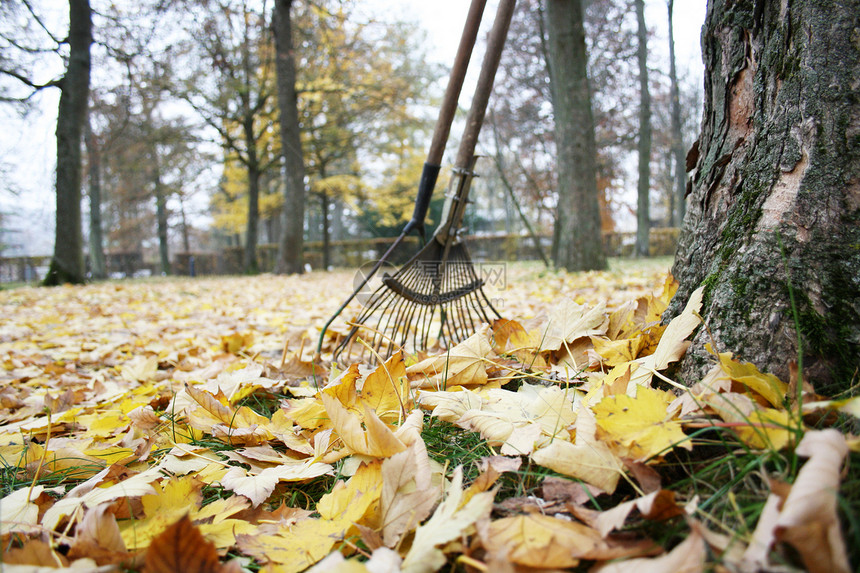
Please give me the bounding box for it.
[544,0,606,272]
[245,159,261,274]
[85,114,106,280]
[44,0,91,286]
[666,0,860,395]
[321,190,330,270]
[634,0,651,257]
[273,0,307,275]
[667,0,686,227]
[153,152,170,276]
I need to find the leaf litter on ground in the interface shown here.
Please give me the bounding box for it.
[0,261,856,572]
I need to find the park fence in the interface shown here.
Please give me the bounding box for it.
[1,228,679,283]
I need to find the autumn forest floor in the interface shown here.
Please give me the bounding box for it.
[0,258,858,572]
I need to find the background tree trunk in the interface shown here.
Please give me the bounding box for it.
[667,0,686,227]
[85,114,106,280]
[273,0,307,275]
[634,0,651,257]
[666,0,860,395]
[544,0,606,272]
[44,0,91,286]
[153,153,170,276]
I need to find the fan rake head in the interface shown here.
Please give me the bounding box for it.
[334,239,500,364]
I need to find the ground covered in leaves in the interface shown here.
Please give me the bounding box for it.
[1,260,857,572]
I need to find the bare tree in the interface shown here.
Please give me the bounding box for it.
[633,0,651,257]
[272,0,306,275]
[667,0,685,227]
[544,0,606,271]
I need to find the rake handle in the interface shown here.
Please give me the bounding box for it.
[436,0,516,242]
[454,0,516,170]
[405,0,487,239]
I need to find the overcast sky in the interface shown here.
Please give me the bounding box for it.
[1,0,708,256]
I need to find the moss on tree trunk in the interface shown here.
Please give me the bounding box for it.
[667,0,860,395]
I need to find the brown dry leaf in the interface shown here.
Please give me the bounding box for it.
[0,538,68,567]
[67,503,128,564]
[595,520,706,573]
[595,490,684,537]
[743,429,850,573]
[542,476,606,507]
[143,514,223,573]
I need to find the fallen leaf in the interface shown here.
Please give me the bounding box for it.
[144,514,226,573]
[531,408,623,493]
[406,327,493,388]
[481,513,604,568]
[595,490,684,537]
[594,386,690,461]
[771,430,849,573]
[401,466,495,573]
[540,299,607,352]
[594,520,705,573]
[379,438,441,547]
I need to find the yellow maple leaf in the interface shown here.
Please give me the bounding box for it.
[591,336,646,366]
[714,349,788,408]
[593,386,690,461]
[482,513,604,568]
[238,518,347,573]
[358,351,410,423]
[120,475,203,549]
[317,459,382,525]
[732,408,796,451]
[321,392,407,457]
[626,286,703,391]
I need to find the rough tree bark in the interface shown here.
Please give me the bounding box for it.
[544,0,606,272]
[44,0,91,286]
[666,0,860,395]
[667,0,686,227]
[273,0,307,275]
[634,0,652,257]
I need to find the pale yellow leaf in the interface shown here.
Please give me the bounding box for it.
[0,485,44,535]
[540,299,607,352]
[379,438,441,546]
[401,466,495,573]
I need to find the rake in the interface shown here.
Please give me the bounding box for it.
[326,0,516,364]
[316,0,488,358]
